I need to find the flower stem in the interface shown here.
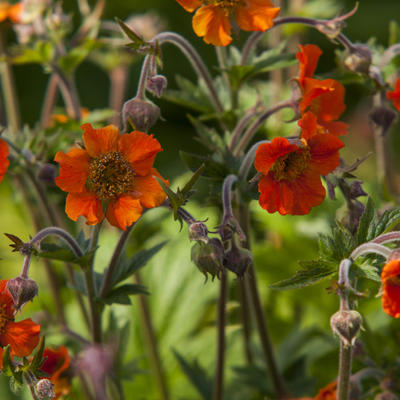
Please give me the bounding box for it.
[338,342,352,400]
[153,32,224,114]
[350,242,391,260]
[134,271,170,400]
[136,55,152,100]
[0,30,21,133]
[40,73,60,127]
[213,270,228,400]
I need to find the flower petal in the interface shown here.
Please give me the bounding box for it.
[235,0,280,32]
[55,148,90,193]
[41,346,70,382]
[1,319,40,357]
[192,5,232,46]
[132,169,168,209]
[308,133,344,176]
[296,44,322,86]
[175,0,203,12]
[0,138,9,183]
[319,120,349,136]
[0,280,15,318]
[81,123,120,158]
[106,195,143,230]
[65,192,104,225]
[254,137,299,175]
[386,78,400,112]
[118,131,162,176]
[298,111,318,140]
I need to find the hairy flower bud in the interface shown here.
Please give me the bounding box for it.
[38,163,57,184]
[122,96,160,132]
[344,44,372,74]
[223,242,252,278]
[146,75,167,98]
[7,276,38,309]
[191,238,224,281]
[330,310,362,347]
[370,106,397,136]
[188,221,209,243]
[35,379,55,399]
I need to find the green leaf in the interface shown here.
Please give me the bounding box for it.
[228,65,256,90]
[58,39,98,74]
[180,151,230,180]
[30,336,46,371]
[72,271,103,295]
[353,262,381,282]
[2,346,13,377]
[268,260,336,290]
[102,284,149,305]
[111,242,167,287]
[187,115,225,152]
[356,197,375,244]
[12,41,54,65]
[368,207,400,240]
[173,350,212,400]
[253,52,297,74]
[116,18,146,47]
[39,243,94,267]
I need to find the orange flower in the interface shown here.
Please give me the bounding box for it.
[381,259,400,318]
[297,44,348,136]
[254,119,343,215]
[0,138,9,183]
[0,2,22,23]
[0,280,40,360]
[176,0,280,46]
[55,123,167,230]
[314,381,337,400]
[40,346,71,399]
[386,78,400,112]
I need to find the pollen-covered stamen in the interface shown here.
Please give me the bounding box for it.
[0,303,12,334]
[206,0,244,11]
[87,152,134,200]
[270,147,311,182]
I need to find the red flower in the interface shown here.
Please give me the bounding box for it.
[0,2,22,24]
[176,0,280,46]
[381,259,400,318]
[0,280,40,362]
[40,346,71,399]
[0,138,9,183]
[314,381,337,400]
[55,123,168,230]
[254,119,343,215]
[386,78,400,112]
[297,44,348,136]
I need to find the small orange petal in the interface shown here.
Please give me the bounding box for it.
[81,123,120,158]
[176,0,203,12]
[65,192,104,225]
[0,138,9,183]
[8,2,22,23]
[387,78,400,112]
[192,5,232,46]
[55,148,90,193]
[1,319,40,357]
[315,381,337,400]
[298,111,318,140]
[235,0,280,32]
[297,44,322,86]
[118,130,162,176]
[133,169,168,209]
[106,195,143,230]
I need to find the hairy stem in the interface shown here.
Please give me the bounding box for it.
[338,342,352,400]
[213,271,228,400]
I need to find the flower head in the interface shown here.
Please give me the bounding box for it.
[297,44,348,136]
[40,346,71,399]
[381,259,400,318]
[0,138,9,184]
[0,2,23,23]
[0,280,40,360]
[55,123,167,230]
[386,78,400,112]
[176,0,280,46]
[254,121,343,215]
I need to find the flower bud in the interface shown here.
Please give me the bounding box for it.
[191,238,224,281]
[7,276,38,309]
[188,221,209,243]
[122,96,160,132]
[370,106,397,136]
[35,379,55,399]
[38,163,57,185]
[223,242,252,278]
[349,180,367,199]
[330,310,362,347]
[344,44,372,74]
[146,75,167,98]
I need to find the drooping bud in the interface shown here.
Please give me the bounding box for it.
[38,163,57,184]
[7,276,39,309]
[330,310,363,347]
[122,96,160,132]
[35,378,55,399]
[223,242,252,278]
[188,221,209,243]
[191,238,224,281]
[344,44,372,74]
[370,106,397,136]
[146,74,167,98]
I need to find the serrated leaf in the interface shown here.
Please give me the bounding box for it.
[102,284,149,305]
[368,207,400,240]
[353,262,381,282]
[111,242,167,287]
[180,151,229,180]
[187,115,225,152]
[173,350,212,400]
[268,260,336,290]
[116,18,146,45]
[357,197,375,244]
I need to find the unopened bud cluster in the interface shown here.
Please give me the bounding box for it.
[7,276,38,309]
[122,97,160,132]
[35,379,55,399]
[330,310,363,347]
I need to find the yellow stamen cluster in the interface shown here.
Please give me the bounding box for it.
[87,152,134,200]
[206,0,243,11]
[271,147,311,182]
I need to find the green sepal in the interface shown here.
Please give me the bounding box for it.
[30,336,46,372]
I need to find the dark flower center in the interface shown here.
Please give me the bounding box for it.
[87,152,134,200]
[270,147,311,182]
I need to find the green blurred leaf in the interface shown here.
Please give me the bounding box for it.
[58,39,98,74]
[30,337,46,371]
[39,243,94,267]
[187,115,225,152]
[102,284,149,305]
[180,151,230,180]
[12,41,54,65]
[2,346,13,377]
[116,17,146,47]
